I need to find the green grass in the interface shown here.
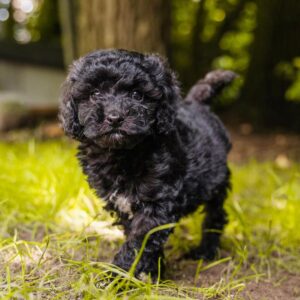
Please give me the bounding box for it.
[0,139,299,299]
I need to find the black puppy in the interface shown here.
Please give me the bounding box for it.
[59,49,235,280]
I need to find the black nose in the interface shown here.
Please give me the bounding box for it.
[106,111,124,126]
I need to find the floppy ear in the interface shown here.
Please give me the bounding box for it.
[155,101,176,135]
[144,54,181,135]
[58,59,85,141]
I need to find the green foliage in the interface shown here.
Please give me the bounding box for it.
[171,0,198,77]
[0,140,299,298]
[171,0,257,105]
[276,57,300,102]
[171,0,300,110]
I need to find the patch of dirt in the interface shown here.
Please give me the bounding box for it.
[241,273,300,300]
[0,121,64,141]
[167,259,229,286]
[167,259,300,300]
[227,123,300,164]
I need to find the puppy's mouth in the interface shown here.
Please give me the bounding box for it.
[95,129,142,149]
[103,129,127,136]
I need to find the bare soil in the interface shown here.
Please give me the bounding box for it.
[228,123,300,164]
[167,259,300,300]
[241,273,300,300]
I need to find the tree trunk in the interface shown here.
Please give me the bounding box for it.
[76,0,170,57]
[240,0,300,129]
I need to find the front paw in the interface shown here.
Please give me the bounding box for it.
[112,246,135,273]
[134,256,163,282]
[183,245,218,261]
[113,252,163,282]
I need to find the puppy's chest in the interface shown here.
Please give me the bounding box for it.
[107,190,134,218]
[83,158,140,216]
[81,147,180,214]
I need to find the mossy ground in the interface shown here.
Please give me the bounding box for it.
[0,139,299,299]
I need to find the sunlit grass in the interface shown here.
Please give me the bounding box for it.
[0,139,299,299]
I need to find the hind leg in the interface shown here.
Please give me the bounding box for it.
[185,182,229,260]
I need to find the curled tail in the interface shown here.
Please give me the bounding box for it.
[185,70,237,105]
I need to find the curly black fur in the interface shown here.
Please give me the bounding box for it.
[59,49,235,280]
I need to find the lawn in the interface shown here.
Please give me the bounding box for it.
[0,139,299,299]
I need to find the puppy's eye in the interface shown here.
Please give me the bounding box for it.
[91,89,101,98]
[132,90,143,101]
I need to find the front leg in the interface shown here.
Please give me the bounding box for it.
[113,203,175,280]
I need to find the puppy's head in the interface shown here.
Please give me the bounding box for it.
[59,49,180,149]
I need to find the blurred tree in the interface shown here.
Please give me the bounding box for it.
[30,0,61,43]
[191,0,245,78]
[240,0,300,129]
[76,0,170,57]
[171,0,256,97]
[2,4,14,40]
